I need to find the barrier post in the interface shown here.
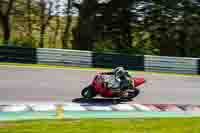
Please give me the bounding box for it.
[56,104,64,119]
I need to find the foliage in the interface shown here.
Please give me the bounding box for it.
[0,0,200,57]
[133,0,200,57]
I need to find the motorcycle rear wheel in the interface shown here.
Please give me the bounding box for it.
[127,89,140,99]
[81,85,97,99]
[119,88,140,101]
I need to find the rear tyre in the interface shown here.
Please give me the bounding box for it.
[127,89,140,99]
[81,85,97,99]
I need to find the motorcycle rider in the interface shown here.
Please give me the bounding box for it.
[101,67,132,90]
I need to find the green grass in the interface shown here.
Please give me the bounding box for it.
[0,118,200,133]
[0,62,199,77]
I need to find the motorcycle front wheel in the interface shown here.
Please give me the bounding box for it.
[81,85,97,99]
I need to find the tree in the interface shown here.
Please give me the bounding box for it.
[72,0,99,50]
[61,0,73,49]
[141,0,200,57]
[38,0,54,48]
[72,0,134,51]
[98,0,134,52]
[48,0,62,48]
[0,0,15,43]
[26,0,32,38]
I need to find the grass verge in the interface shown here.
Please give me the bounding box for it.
[0,118,200,133]
[0,62,199,77]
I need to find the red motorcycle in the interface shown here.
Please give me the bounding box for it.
[81,72,145,100]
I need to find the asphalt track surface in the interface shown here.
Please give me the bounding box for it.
[0,66,200,104]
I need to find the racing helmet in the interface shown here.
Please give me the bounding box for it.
[113,67,126,78]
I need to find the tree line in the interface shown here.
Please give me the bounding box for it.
[0,0,200,57]
[0,0,77,48]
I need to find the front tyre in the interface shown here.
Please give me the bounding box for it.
[81,85,97,99]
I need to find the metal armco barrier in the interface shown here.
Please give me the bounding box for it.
[0,46,199,74]
[144,55,199,74]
